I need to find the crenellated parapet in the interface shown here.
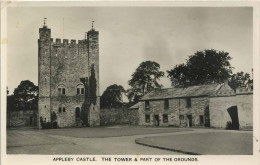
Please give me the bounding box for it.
[50,38,88,47]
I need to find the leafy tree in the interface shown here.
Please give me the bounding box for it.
[228,71,253,91]
[7,95,15,114]
[101,84,125,109]
[128,61,164,102]
[10,80,38,111]
[167,49,233,87]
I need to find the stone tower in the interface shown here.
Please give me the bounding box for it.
[38,22,100,128]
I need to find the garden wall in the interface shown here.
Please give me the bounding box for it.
[7,110,38,127]
[100,108,139,126]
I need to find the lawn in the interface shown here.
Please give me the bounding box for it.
[135,132,253,155]
[39,127,192,138]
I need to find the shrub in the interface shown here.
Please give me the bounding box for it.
[226,121,232,129]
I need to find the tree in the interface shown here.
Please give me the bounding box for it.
[127,61,164,102]
[12,80,38,110]
[228,71,253,91]
[101,84,125,109]
[167,49,233,87]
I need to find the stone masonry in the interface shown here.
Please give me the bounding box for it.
[138,85,253,129]
[38,23,100,128]
[138,97,209,127]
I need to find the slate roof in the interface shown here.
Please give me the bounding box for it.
[129,103,139,109]
[140,83,235,101]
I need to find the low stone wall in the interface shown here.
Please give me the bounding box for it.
[100,108,139,126]
[7,110,38,127]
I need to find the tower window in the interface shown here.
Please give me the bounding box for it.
[58,84,66,95]
[76,84,85,95]
[58,105,66,113]
[81,88,85,94]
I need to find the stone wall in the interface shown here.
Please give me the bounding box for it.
[7,110,37,127]
[138,97,209,127]
[100,108,139,126]
[209,94,253,129]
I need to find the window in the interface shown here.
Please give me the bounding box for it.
[186,98,191,108]
[179,115,184,120]
[145,101,150,110]
[58,84,66,95]
[145,115,150,123]
[199,115,204,125]
[58,105,66,113]
[163,114,168,123]
[76,84,85,95]
[81,88,85,94]
[164,99,169,110]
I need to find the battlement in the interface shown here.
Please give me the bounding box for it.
[50,38,87,46]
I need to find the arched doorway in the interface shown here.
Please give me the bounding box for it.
[227,106,239,130]
[75,107,81,127]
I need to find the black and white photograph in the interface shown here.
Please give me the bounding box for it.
[1,1,260,165]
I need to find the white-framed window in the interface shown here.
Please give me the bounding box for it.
[58,84,66,95]
[76,84,85,95]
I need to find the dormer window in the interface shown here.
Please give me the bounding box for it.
[76,84,85,95]
[58,84,66,95]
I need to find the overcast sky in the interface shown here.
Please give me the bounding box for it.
[7,7,253,95]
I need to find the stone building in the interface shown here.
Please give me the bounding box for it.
[137,83,253,129]
[38,22,100,128]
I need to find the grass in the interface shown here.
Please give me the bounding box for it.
[135,132,253,155]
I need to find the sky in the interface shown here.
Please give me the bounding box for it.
[7,7,253,96]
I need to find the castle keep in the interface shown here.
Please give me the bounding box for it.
[38,23,100,128]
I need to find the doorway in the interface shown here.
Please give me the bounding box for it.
[154,115,159,126]
[29,116,33,126]
[75,107,81,126]
[227,106,239,130]
[187,115,192,127]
